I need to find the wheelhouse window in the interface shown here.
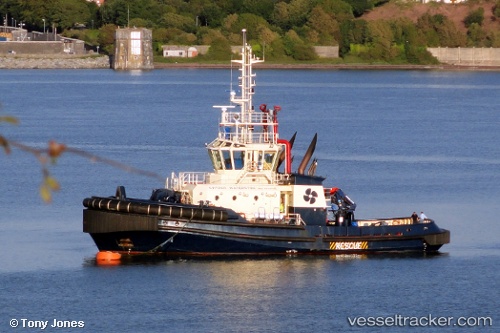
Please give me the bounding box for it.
[246,150,278,171]
[209,150,223,170]
[233,150,245,169]
[207,140,247,171]
[222,150,231,169]
[255,151,277,170]
[263,152,276,170]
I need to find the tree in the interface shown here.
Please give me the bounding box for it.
[13,0,93,31]
[435,18,466,47]
[343,0,372,17]
[291,43,318,60]
[417,13,466,48]
[266,37,291,61]
[100,0,165,27]
[226,13,269,40]
[366,20,394,61]
[318,0,354,23]
[0,0,20,20]
[56,0,91,30]
[283,29,303,55]
[188,1,226,28]
[198,27,226,45]
[160,13,196,32]
[281,29,316,60]
[467,22,486,47]
[393,19,423,63]
[307,6,339,44]
[339,20,353,57]
[495,0,500,19]
[97,24,117,55]
[242,0,275,21]
[128,17,153,29]
[205,37,232,60]
[86,1,101,29]
[486,30,500,48]
[161,27,196,45]
[287,0,314,28]
[272,2,290,30]
[464,8,484,28]
[255,25,279,47]
[16,0,53,30]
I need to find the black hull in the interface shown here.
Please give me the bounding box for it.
[89,230,447,256]
[83,203,450,256]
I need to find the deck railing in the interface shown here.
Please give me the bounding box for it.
[165,172,207,190]
[166,171,291,190]
[218,111,278,144]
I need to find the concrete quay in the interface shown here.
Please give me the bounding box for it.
[0,55,110,69]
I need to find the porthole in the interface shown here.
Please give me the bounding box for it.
[215,195,219,201]
[254,196,259,201]
[232,196,237,201]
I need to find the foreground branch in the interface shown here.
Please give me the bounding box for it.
[6,140,165,202]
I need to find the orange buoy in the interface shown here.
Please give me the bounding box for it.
[96,251,122,263]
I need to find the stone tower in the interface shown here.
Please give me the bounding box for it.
[113,27,154,70]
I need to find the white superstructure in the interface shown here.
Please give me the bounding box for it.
[165,30,326,223]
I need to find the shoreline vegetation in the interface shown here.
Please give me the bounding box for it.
[2,0,500,70]
[153,62,500,71]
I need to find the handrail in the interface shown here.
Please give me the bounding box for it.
[166,172,207,191]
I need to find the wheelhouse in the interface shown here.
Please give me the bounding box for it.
[207,139,280,172]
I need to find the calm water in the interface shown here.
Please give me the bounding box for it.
[0,68,499,332]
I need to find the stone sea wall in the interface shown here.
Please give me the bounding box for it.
[427,47,500,66]
[0,55,111,69]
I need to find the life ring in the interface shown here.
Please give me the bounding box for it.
[259,104,267,112]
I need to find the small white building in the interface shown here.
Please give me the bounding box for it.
[162,46,198,58]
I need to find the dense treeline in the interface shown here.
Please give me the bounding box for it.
[1,0,500,64]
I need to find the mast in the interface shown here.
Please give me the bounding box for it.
[228,29,264,143]
[210,29,291,175]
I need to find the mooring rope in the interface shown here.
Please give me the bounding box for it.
[147,219,191,253]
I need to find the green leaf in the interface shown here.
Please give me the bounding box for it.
[40,184,52,203]
[45,176,61,191]
[0,116,19,125]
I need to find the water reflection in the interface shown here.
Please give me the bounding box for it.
[84,251,446,271]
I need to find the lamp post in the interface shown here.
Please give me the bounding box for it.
[42,18,45,34]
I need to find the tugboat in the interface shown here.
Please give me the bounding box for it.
[83,30,450,256]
